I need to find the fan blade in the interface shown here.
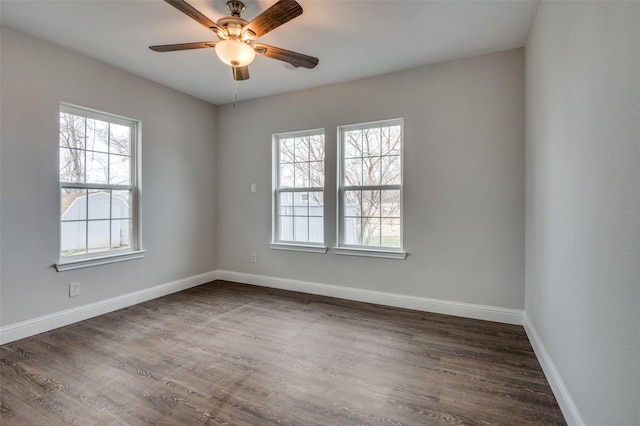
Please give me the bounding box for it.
[149,41,216,52]
[243,0,302,39]
[254,44,318,69]
[164,0,222,33]
[233,66,250,81]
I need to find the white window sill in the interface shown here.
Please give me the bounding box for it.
[55,250,146,271]
[269,243,328,254]
[333,247,407,260]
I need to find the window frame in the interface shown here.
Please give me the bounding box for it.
[55,103,144,271]
[270,128,328,253]
[336,118,407,259]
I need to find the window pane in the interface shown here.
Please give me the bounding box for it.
[294,162,310,187]
[310,161,324,187]
[87,220,111,253]
[61,188,87,220]
[362,156,381,185]
[110,123,131,155]
[61,221,86,257]
[280,138,294,162]
[294,216,309,241]
[309,217,323,243]
[112,190,131,219]
[59,148,85,183]
[344,130,361,158]
[362,190,381,218]
[309,135,324,162]
[382,218,401,248]
[279,191,293,216]
[344,190,360,217]
[362,128,381,157]
[294,137,309,162]
[86,119,109,153]
[309,191,323,217]
[381,189,401,219]
[382,155,401,185]
[279,216,293,241]
[88,190,111,220]
[280,163,295,188]
[361,217,381,246]
[343,216,358,245]
[294,192,309,216]
[381,125,401,156]
[85,151,109,184]
[112,219,131,249]
[344,158,363,186]
[109,154,130,185]
[59,113,85,150]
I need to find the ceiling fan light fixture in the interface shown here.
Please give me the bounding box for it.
[215,39,255,67]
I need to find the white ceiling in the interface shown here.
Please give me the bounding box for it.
[0,0,539,105]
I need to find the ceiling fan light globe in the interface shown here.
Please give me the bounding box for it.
[215,39,255,67]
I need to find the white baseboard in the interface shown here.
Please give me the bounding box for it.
[523,313,585,426]
[217,270,523,325]
[0,270,219,345]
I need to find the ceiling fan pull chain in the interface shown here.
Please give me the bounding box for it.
[233,81,238,109]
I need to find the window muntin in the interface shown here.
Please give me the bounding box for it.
[338,119,403,251]
[59,104,139,260]
[273,130,325,246]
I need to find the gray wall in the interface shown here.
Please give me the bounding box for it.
[525,3,640,425]
[0,27,218,326]
[217,49,525,309]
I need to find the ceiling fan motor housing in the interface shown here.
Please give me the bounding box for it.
[217,15,249,39]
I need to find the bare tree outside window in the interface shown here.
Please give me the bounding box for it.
[59,113,131,188]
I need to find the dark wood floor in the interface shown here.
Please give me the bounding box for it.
[1,280,565,425]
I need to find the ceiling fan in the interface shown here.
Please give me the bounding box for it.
[150,0,319,81]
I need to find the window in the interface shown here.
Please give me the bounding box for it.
[56,104,143,271]
[271,129,327,252]
[337,119,406,259]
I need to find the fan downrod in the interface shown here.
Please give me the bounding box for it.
[226,1,246,17]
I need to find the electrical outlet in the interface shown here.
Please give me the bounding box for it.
[69,282,80,297]
[251,183,257,193]
[251,253,257,263]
